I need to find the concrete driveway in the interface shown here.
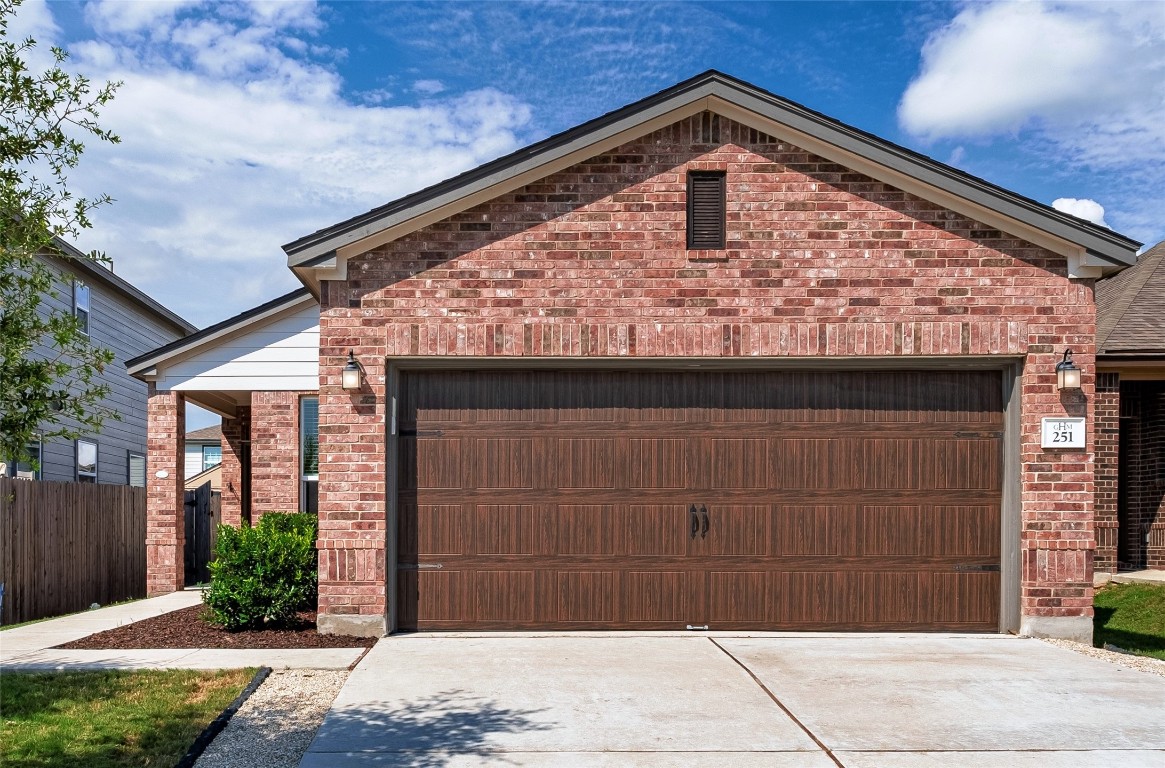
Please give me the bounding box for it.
[301,634,1165,767]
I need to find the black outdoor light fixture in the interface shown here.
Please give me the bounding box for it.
[341,350,364,391]
[1056,349,1081,391]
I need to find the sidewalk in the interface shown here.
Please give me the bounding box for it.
[1095,569,1165,587]
[0,591,365,671]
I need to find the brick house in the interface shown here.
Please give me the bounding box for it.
[1095,240,1165,574]
[128,72,1144,642]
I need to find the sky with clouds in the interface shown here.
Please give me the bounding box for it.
[10,0,1165,333]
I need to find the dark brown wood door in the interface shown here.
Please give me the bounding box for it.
[396,370,1002,632]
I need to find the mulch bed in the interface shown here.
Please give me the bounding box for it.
[55,605,377,650]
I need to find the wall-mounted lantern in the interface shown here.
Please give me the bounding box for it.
[1056,349,1081,391]
[341,350,364,391]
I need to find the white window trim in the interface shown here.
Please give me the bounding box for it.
[128,451,145,488]
[300,396,319,512]
[76,439,98,482]
[73,280,91,336]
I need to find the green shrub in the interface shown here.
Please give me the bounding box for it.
[203,512,318,630]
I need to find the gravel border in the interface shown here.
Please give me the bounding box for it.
[194,669,348,768]
[1042,638,1165,678]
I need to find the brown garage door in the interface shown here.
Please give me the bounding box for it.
[396,370,1002,631]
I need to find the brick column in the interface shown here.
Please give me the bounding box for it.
[1094,373,1120,573]
[316,301,387,637]
[146,385,185,595]
[219,407,250,527]
[251,392,305,518]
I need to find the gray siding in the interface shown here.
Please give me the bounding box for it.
[30,257,190,484]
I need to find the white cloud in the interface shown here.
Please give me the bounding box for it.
[898,1,1165,244]
[1052,198,1109,228]
[413,79,445,95]
[22,1,533,327]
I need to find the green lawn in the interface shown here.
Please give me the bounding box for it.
[1094,582,1165,660]
[0,669,255,768]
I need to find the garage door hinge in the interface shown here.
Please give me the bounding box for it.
[954,431,1004,439]
[954,564,1001,572]
[397,563,444,570]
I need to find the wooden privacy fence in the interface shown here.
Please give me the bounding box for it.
[0,478,146,625]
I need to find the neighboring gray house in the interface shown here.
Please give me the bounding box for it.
[184,424,222,480]
[4,240,196,484]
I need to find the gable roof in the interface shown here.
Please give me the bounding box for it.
[186,425,222,442]
[1097,240,1165,356]
[125,287,313,376]
[49,237,196,336]
[283,70,1140,288]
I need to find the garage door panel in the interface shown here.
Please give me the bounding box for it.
[411,569,465,624]
[775,438,861,490]
[705,505,769,556]
[416,438,463,489]
[474,505,536,555]
[625,571,690,623]
[932,572,1000,625]
[771,505,858,556]
[933,506,1000,557]
[473,570,535,623]
[624,505,689,556]
[473,438,534,489]
[858,506,925,555]
[933,439,1002,491]
[554,571,617,623]
[629,438,687,489]
[861,439,921,490]
[704,438,768,490]
[557,438,619,489]
[708,571,768,623]
[412,504,466,556]
[557,505,616,555]
[769,572,860,625]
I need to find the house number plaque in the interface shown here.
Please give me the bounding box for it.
[1040,417,1085,449]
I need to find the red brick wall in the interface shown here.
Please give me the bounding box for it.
[1119,381,1165,569]
[317,113,1097,630]
[250,392,313,518]
[1094,373,1120,571]
[219,407,250,527]
[146,386,185,595]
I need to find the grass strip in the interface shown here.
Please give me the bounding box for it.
[0,668,256,768]
[1094,582,1165,660]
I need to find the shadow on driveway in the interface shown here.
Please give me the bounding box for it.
[302,690,552,767]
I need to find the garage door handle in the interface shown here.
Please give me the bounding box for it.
[689,505,699,539]
[700,505,710,539]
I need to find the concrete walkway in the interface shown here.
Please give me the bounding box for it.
[0,591,365,670]
[302,633,1165,767]
[1094,569,1165,587]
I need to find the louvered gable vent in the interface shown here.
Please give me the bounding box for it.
[687,171,726,249]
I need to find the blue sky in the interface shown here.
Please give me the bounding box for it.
[11,0,1165,330]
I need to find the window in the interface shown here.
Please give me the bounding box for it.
[301,397,319,514]
[73,281,91,336]
[76,439,97,483]
[5,439,41,480]
[202,445,222,471]
[128,452,146,488]
[687,171,726,249]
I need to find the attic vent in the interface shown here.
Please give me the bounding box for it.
[698,111,721,143]
[687,171,726,250]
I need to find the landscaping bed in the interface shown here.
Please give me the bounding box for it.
[54,606,376,650]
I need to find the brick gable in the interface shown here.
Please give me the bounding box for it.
[315,113,1095,636]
